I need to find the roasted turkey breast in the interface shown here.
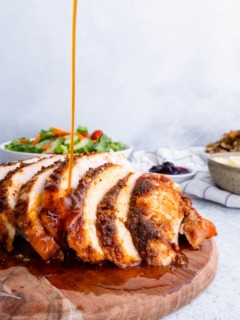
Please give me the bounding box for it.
[15,162,63,260]
[0,153,217,267]
[0,157,41,249]
[0,158,35,180]
[40,153,133,246]
[66,162,134,263]
[180,209,217,248]
[97,172,141,267]
[127,173,191,266]
[127,173,216,266]
[0,156,65,251]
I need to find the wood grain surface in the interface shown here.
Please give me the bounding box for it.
[0,239,218,320]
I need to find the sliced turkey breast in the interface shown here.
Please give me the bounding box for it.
[97,172,141,268]
[0,157,40,181]
[41,152,133,245]
[0,155,65,251]
[180,208,217,248]
[0,157,42,250]
[0,153,217,268]
[15,161,63,261]
[127,173,188,266]
[127,173,217,266]
[65,163,135,264]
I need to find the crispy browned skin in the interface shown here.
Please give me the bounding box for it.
[0,164,27,251]
[0,156,65,251]
[0,155,217,267]
[180,210,217,247]
[66,163,131,264]
[0,161,22,180]
[65,164,113,263]
[15,164,63,261]
[65,163,115,263]
[0,159,42,249]
[40,153,125,246]
[97,173,141,268]
[127,173,195,266]
[40,160,69,245]
[97,176,130,264]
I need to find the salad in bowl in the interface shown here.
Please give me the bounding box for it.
[0,126,132,162]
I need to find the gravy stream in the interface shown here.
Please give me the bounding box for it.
[68,0,78,192]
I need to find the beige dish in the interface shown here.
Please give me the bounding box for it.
[208,152,240,195]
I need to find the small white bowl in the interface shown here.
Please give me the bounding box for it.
[208,152,240,194]
[0,141,133,163]
[165,168,196,183]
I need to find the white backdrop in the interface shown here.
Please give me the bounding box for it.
[0,0,240,149]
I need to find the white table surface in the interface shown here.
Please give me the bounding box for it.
[164,196,240,320]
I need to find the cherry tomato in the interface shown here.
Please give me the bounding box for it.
[91,130,103,140]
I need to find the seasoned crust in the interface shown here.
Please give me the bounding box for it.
[127,173,187,266]
[0,164,26,211]
[65,163,115,263]
[0,156,64,251]
[97,174,130,266]
[40,159,70,244]
[0,161,16,167]
[0,154,218,267]
[0,163,28,251]
[96,172,141,267]
[43,155,83,191]
[180,209,217,247]
[66,163,116,227]
[40,154,90,245]
[40,153,132,247]
[15,163,63,260]
[65,162,133,264]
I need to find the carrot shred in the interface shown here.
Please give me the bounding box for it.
[76,133,85,140]
[32,133,40,145]
[50,126,87,139]
[41,143,52,151]
[51,127,70,135]
[19,139,28,144]
[52,132,71,137]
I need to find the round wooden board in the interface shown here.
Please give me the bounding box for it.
[0,239,218,320]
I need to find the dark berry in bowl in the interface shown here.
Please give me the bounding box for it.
[149,162,190,175]
[177,167,190,174]
[149,165,163,173]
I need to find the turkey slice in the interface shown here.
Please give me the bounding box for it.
[97,172,141,268]
[15,161,64,260]
[127,173,185,266]
[66,163,135,264]
[0,157,40,181]
[0,155,65,251]
[41,152,132,245]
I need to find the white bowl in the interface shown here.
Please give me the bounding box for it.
[165,167,196,183]
[208,152,240,194]
[0,141,133,163]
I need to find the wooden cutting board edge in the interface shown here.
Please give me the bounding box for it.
[80,239,219,320]
[0,239,218,320]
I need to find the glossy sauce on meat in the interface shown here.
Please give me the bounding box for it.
[0,237,190,293]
